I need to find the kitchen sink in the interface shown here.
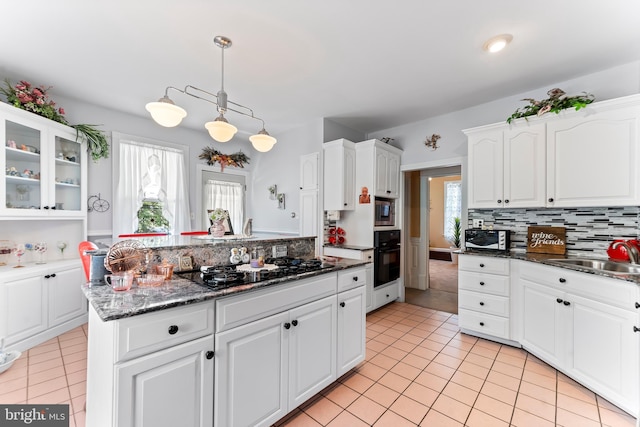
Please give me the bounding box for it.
[547,258,640,274]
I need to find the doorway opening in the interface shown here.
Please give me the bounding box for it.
[403,165,462,314]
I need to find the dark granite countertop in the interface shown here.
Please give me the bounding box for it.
[461,250,640,285]
[83,259,370,322]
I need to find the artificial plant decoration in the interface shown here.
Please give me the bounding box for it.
[507,88,595,124]
[199,146,250,171]
[0,79,110,161]
[449,217,462,249]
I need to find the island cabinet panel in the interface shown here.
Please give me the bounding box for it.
[214,311,289,427]
[215,295,337,427]
[337,285,366,376]
[115,335,214,427]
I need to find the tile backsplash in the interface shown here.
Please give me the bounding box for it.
[468,206,639,256]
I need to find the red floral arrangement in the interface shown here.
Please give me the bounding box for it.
[1,79,67,124]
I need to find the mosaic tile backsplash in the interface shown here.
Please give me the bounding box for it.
[468,206,640,256]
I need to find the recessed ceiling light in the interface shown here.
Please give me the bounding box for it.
[483,34,513,53]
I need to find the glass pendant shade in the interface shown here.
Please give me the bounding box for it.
[250,130,277,152]
[145,98,187,127]
[205,117,238,142]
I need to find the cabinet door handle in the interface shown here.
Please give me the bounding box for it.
[44,206,50,210]
[206,351,214,359]
[556,298,563,304]
[386,294,390,298]
[479,302,485,306]
[497,199,502,204]
[635,302,639,309]
[634,326,639,333]
[479,263,485,268]
[548,197,554,203]
[340,302,346,307]
[44,274,51,279]
[284,322,291,330]
[386,190,391,194]
[299,187,302,190]
[50,273,56,278]
[563,301,571,306]
[479,322,485,326]
[344,203,347,206]
[51,205,57,210]
[352,276,358,281]
[168,325,179,335]
[504,199,510,204]
[559,278,566,283]
[291,320,298,327]
[479,281,485,286]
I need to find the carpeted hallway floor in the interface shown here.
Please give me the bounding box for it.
[405,259,458,314]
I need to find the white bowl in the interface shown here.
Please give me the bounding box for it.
[0,351,21,374]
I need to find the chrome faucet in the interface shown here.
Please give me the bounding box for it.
[611,241,640,264]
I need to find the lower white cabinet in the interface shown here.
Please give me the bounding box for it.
[1,261,86,351]
[373,280,399,310]
[86,301,216,427]
[458,255,512,342]
[517,260,639,416]
[214,295,337,427]
[337,285,366,376]
[115,335,214,427]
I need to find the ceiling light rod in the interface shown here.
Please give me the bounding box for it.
[145,35,277,152]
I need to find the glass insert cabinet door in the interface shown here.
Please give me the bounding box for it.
[1,104,86,217]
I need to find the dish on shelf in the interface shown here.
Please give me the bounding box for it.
[105,240,147,273]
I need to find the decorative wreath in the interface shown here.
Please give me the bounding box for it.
[199,147,250,171]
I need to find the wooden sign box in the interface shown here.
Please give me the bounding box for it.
[527,226,566,255]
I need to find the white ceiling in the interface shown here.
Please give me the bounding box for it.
[1,1,639,138]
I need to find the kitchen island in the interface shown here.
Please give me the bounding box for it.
[83,239,370,427]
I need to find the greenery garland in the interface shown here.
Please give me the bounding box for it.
[507,88,595,124]
[0,78,109,161]
[199,146,250,171]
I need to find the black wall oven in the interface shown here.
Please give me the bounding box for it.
[374,230,401,287]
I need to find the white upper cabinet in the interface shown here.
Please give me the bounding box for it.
[467,129,504,208]
[466,94,640,209]
[323,139,356,210]
[546,103,640,207]
[299,152,319,191]
[0,102,87,218]
[374,146,400,198]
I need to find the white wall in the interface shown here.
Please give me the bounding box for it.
[249,118,324,233]
[368,61,640,168]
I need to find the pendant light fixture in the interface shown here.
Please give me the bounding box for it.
[146,36,277,152]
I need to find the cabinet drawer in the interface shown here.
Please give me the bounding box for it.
[517,260,640,310]
[459,255,510,275]
[459,308,510,339]
[374,281,399,307]
[459,290,509,317]
[216,273,336,332]
[458,271,510,296]
[116,301,214,362]
[337,267,366,292]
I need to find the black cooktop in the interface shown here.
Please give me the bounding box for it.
[176,257,331,291]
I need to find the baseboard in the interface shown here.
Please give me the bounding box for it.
[7,314,88,353]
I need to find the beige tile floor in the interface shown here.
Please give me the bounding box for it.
[0,303,637,427]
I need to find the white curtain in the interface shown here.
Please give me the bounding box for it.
[444,180,462,239]
[204,180,244,234]
[113,140,190,237]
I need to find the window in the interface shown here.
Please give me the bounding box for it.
[204,179,244,233]
[444,180,462,240]
[112,133,190,237]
